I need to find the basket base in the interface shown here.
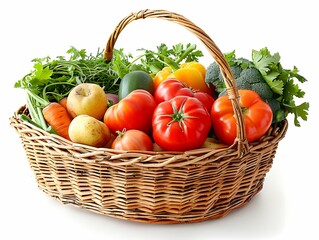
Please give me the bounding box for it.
[44,183,263,224]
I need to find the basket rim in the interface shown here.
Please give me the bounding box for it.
[10,104,288,168]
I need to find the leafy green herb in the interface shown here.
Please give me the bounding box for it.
[135,43,203,74]
[252,48,283,94]
[251,47,309,126]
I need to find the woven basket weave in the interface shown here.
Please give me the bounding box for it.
[10,9,288,224]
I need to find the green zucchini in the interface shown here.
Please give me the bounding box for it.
[118,70,154,100]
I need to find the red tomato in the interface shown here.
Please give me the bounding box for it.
[104,90,156,134]
[194,92,215,112]
[211,90,273,145]
[112,129,153,151]
[154,78,215,112]
[152,96,211,151]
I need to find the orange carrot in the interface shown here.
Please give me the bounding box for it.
[59,97,68,110]
[42,102,73,140]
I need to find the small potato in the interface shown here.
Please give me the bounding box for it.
[68,115,111,147]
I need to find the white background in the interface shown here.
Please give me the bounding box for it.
[1,0,318,239]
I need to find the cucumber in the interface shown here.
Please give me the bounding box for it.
[118,70,154,100]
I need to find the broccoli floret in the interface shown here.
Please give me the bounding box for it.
[205,62,225,92]
[239,67,264,84]
[215,67,272,100]
[251,82,273,99]
[231,65,242,79]
[217,65,242,88]
[237,68,273,99]
[219,76,251,97]
[206,62,220,82]
[206,63,243,93]
[218,80,273,100]
[235,76,252,90]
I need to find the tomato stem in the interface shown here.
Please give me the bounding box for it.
[116,128,126,138]
[241,106,248,115]
[165,99,198,131]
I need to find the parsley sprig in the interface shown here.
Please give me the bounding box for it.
[252,47,309,126]
[135,43,203,74]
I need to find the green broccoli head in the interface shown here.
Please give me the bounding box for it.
[218,69,273,100]
[218,76,251,97]
[232,65,243,79]
[235,76,252,90]
[205,62,220,83]
[239,67,264,84]
[206,63,243,93]
[238,68,273,99]
[206,53,274,109]
[216,65,242,89]
[205,62,225,93]
[251,82,273,99]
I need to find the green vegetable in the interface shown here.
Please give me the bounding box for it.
[218,67,274,100]
[15,43,203,132]
[118,70,154,100]
[206,48,309,126]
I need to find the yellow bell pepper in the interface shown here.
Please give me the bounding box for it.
[170,62,211,94]
[153,62,211,94]
[153,66,173,89]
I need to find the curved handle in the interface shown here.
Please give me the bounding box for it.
[104,9,248,155]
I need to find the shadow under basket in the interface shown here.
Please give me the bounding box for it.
[10,9,288,224]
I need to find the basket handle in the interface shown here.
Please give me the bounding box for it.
[103,9,249,156]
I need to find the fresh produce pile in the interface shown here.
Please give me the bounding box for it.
[15,44,309,152]
[206,48,309,127]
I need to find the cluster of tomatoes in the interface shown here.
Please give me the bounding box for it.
[103,61,274,152]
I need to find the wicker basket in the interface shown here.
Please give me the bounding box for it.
[10,9,288,224]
